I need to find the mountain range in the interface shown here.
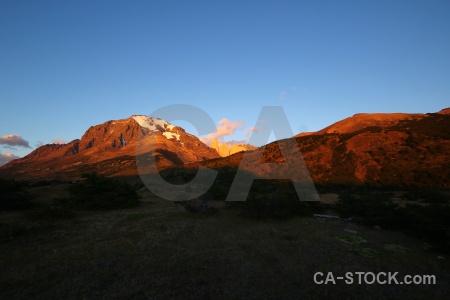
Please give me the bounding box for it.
[195,108,450,188]
[1,108,449,188]
[0,115,218,180]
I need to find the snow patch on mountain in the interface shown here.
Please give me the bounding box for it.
[163,132,180,140]
[132,115,169,131]
[132,115,182,144]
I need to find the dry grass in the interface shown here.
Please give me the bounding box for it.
[0,188,449,299]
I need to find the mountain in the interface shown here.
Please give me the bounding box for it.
[197,108,450,188]
[437,107,450,115]
[296,112,423,137]
[209,138,256,157]
[0,115,219,181]
[2,108,449,188]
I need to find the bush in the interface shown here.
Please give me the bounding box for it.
[60,173,139,210]
[243,180,323,219]
[402,190,449,204]
[397,204,450,251]
[420,191,449,204]
[334,190,450,253]
[334,191,399,227]
[0,179,33,210]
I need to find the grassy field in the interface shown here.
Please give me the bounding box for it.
[0,185,449,299]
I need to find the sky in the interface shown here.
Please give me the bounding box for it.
[1,0,449,163]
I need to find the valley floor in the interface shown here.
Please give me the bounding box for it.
[0,191,449,299]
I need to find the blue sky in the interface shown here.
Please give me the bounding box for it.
[1,0,449,161]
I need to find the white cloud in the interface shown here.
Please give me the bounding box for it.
[0,134,31,148]
[219,139,248,146]
[0,152,20,166]
[201,118,245,145]
[51,139,65,144]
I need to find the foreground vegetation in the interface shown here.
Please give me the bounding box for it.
[59,172,140,210]
[334,190,450,253]
[0,175,449,298]
[160,167,450,252]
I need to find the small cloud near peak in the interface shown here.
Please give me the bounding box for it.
[0,134,31,148]
[201,118,245,145]
[0,151,20,166]
[52,139,65,144]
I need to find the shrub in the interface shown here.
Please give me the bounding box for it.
[60,173,139,210]
[334,190,450,253]
[334,191,399,227]
[0,179,33,210]
[398,203,450,251]
[243,180,324,219]
[402,190,449,204]
[420,191,449,204]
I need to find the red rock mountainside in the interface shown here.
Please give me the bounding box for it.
[198,108,450,188]
[0,116,219,180]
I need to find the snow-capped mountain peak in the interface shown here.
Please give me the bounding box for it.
[132,115,180,141]
[132,115,169,131]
